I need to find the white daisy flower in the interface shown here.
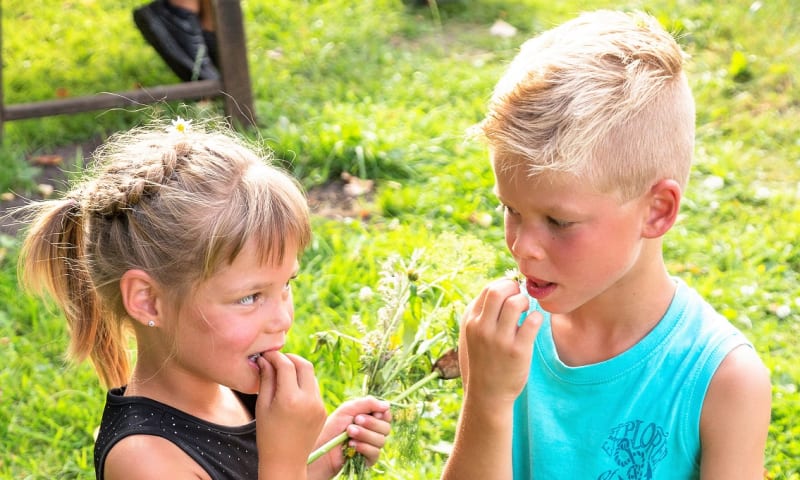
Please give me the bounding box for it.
[168,116,192,134]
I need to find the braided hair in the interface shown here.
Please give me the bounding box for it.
[18,119,311,388]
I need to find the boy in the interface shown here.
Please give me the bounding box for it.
[441,10,771,480]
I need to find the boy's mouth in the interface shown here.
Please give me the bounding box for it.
[525,277,557,299]
[248,353,262,362]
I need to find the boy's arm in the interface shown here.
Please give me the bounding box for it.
[441,279,542,480]
[441,333,516,480]
[699,345,771,480]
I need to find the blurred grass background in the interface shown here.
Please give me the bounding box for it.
[1,0,798,478]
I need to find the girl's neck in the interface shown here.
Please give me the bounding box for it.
[126,364,253,426]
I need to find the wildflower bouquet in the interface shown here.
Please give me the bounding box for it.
[308,245,472,478]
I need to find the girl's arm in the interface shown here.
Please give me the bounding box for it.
[441,279,542,480]
[699,345,771,480]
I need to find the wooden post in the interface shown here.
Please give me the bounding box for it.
[214,0,256,129]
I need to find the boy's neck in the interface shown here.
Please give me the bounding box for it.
[550,255,676,367]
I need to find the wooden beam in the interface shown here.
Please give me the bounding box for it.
[3,80,222,121]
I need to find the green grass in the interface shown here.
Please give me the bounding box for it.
[2,0,799,478]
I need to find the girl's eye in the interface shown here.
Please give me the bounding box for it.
[283,275,298,292]
[238,294,259,305]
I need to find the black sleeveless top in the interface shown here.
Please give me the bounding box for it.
[94,387,258,479]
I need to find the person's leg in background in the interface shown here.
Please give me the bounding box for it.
[133,0,219,81]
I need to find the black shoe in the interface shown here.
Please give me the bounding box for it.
[133,0,219,81]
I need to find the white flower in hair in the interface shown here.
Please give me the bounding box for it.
[168,117,193,134]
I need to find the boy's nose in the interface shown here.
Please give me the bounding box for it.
[509,224,546,261]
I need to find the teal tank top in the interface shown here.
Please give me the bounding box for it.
[512,278,753,479]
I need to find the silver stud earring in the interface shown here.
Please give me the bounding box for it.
[148,320,155,327]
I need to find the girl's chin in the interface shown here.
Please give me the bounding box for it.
[236,381,260,396]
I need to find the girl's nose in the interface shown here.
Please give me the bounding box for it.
[266,296,294,332]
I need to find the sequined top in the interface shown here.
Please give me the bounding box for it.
[94,386,258,479]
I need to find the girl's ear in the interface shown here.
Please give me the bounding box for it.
[642,179,681,239]
[120,270,162,328]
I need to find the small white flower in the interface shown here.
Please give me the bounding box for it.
[419,400,442,419]
[168,116,192,134]
[475,212,493,228]
[754,186,771,200]
[775,305,791,319]
[740,284,757,296]
[358,286,374,302]
[702,175,724,191]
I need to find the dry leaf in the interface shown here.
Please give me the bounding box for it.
[341,172,374,197]
[37,184,55,198]
[30,154,63,166]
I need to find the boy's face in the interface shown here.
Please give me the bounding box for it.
[494,162,652,315]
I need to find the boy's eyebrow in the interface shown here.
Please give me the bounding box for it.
[494,192,585,217]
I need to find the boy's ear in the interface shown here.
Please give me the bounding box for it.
[120,269,162,327]
[642,179,681,239]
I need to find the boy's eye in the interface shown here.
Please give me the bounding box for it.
[547,217,574,228]
[499,203,519,216]
[238,294,259,305]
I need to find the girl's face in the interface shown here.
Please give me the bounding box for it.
[494,164,651,315]
[169,238,299,395]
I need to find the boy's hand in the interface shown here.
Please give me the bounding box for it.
[255,352,327,479]
[442,278,543,480]
[308,397,392,480]
[461,278,542,406]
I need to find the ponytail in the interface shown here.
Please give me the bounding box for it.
[19,198,130,388]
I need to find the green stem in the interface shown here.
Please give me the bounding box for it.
[306,370,442,465]
[388,370,441,405]
[307,430,349,465]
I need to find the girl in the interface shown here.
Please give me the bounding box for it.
[18,118,392,479]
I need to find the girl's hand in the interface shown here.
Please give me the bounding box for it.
[460,278,542,406]
[308,396,392,480]
[255,352,327,479]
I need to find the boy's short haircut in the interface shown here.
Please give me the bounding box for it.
[480,10,696,200]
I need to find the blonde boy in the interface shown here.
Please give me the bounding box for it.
[442,10,771,479]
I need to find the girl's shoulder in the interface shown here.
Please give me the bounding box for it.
[102,434,210,480]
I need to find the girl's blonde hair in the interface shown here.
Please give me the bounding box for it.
[19,119,311,388]
[481,10,696,200]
